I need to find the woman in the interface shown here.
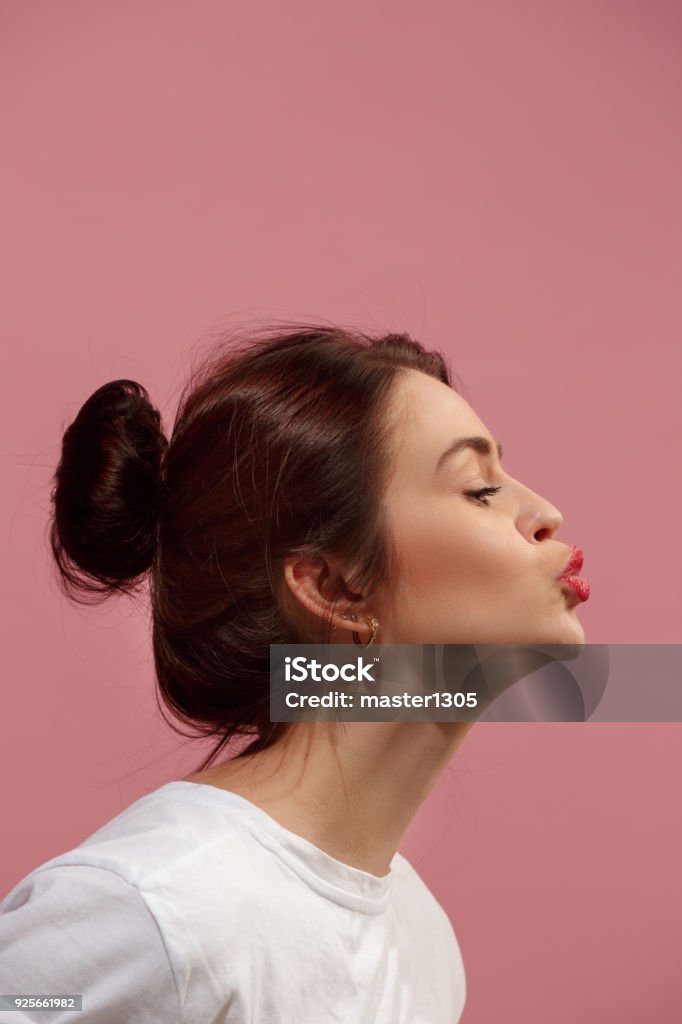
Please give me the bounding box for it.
[0,322,588,1022]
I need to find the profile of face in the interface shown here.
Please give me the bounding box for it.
[371,369,587,646]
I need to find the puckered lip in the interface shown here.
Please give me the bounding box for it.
[558,545,584,578]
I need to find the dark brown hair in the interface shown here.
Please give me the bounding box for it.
[49,321,454,770]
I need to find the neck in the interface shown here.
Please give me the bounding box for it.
[184,720,473,877]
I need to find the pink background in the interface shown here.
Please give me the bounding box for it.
[2,1,681,1019]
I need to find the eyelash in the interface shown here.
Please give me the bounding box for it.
[464,485,502,506]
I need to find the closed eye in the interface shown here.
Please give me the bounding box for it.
[464,486,502,506]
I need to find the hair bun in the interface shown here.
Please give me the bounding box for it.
[49,379,168,602]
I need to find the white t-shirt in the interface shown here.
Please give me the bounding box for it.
[0,780,466,1023]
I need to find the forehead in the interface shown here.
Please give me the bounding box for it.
[383,369,491,486]
[389,368,489,446]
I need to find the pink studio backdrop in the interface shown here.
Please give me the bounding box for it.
[2,1,681,1019]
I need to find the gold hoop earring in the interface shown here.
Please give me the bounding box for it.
[353,617,379,648]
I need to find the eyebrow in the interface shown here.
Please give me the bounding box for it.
[435,435,504,474]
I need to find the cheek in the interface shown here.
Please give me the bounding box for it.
[393,503,517,598]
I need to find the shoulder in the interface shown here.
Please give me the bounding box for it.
[4,783,268,893]
[0,784,272,1022]
[0,863,182,1023]
[1,781,314,937]
[1,784,285,927]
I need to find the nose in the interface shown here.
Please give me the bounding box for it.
[518,484,564,542]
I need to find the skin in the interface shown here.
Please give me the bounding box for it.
[184,369,586,876]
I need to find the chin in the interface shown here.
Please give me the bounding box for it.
[561,606,587,645]
[503,613,586,648]
[533,617,586,647]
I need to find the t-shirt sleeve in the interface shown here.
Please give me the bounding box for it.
[0,864,182,1024]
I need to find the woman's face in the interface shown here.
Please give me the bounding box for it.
[376,369,587,645]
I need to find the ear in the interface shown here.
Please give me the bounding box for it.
[282,553,373,639]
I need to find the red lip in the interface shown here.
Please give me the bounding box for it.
[557,546,590,602]
[559,576,590,602]
[559,545,584,578]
